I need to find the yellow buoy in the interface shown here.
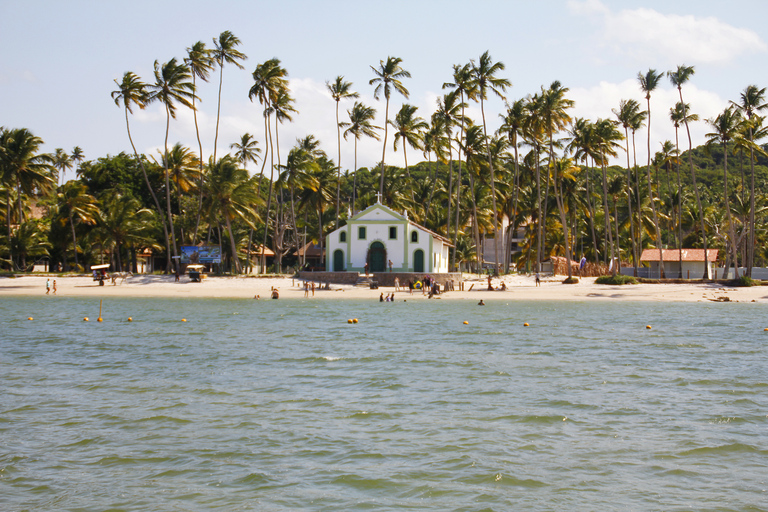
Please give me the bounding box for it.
[353,318,359,324]
[97,317,103,322]
[83,317,89,322]
[463,321,469,325]
[27,317,33,321]
[764,327,768,331]
[181,318,187,322]
[127,317,133,322]
[524,322,529,327]
[347,319,353,324]
[646,325,652,330]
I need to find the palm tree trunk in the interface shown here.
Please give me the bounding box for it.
[748,125,756,276]
[534,145,543,272]
[335,100,341,228]
[164,105,179,273]
[601,161,616,275]
[378,97,390,195]
[645,97,664,278]
[446,141,454,244]
[453,99,467,270]
[261,115,275,273]
[481,96,501,274]
[6,189,13,269]
[69,213,79,270]
[723,141,739,278]
[213,61,224,163]
[192,73,205,245]
[225,214,241,274]
[624,126,638,276]
[352,139,358,213]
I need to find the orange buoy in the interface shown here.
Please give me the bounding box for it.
[97,317,103,322]
[347,319,353,324]
[127,317,133,322]
[646,325,652,330]
[181,318,187,322]
[27,317,33,321]
[83,317,89,322]
[352,319,358,324]
[524,322,529,327]
[463,321,469,325]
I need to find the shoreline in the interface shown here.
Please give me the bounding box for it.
[1,274,765,303]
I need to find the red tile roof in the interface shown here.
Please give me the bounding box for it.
[640,249,718,262]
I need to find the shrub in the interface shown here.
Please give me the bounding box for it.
[562,276,579,284]
[595,274,638,285]
[735,275,759,287]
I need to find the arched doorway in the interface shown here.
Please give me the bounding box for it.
[368,242,386,272]
[333,249,344,271]
[413,249,424,273]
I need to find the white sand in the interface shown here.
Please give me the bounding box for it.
[2,274,765,303]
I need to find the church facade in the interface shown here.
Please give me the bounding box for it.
[325,202,452,273]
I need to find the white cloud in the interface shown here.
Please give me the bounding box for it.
[568,0,767,65]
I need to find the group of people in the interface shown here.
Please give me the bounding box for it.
[303,281,316,297]
[379,292,396,302]
[45,279,57,295]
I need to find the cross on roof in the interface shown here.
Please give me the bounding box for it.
[375,192,383,204]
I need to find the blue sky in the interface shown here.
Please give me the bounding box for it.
[2,0,766,182]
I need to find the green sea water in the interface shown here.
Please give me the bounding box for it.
[1,296,766,511]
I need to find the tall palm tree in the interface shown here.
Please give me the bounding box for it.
[566,117,600,262]
[97,191,157,272]
[594,118,624,275]
[53,148,72,186]
[391,103,428,202]
[731,85,767,276]
[498,98,525,271]
[434,91,464,248]
[638,69,665,278]
[326,76,359,228]
[613,98,643,274]
[668,64,708,278]
[538,81,574,277]
[155,142,201,244]
[341,101,380,212]
[470,51,510,274]
[204,155,261,274]
[669,101,698,274]
[523,94,547,271]
[185,41,214,244]
[57,181,99,271]
[369,56,410,196]
[111,71,171,273]
[443,63,476,268]
[211,31,246,163]
[150,58,197,271]
[706,106,743,277]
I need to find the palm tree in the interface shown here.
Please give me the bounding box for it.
[443,63,476,268]
[71,146,85,177]
[391,103,428,202]
[185,41,214,243]
[566,117,601,262]
[150,57,197,271]
[204,156,260,274]
[97,191,157,272]
[249,58,289,181]
[369,56,411,196]
[230,133,261,172]
[706,106,743,277]
[434,91,465,249]
[498,98,525,271]
[613,98,644,274]
[669,101,698,274]
[341,101,380,212]
[668,64,708,278]
[211,31,246,163]
[57,181,99,271]
[731,85,767,276]
[326,76,359,228]
[470,51,510,274]
[111,71,172,273]
[155,142,201,244]
[53,148,72,186]
[538,81,574,278]
[638,69,665,278]
[594,118,624,275]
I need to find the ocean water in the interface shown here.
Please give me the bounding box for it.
[1,296,766,511]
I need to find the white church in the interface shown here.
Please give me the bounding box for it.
[325,200,452,274]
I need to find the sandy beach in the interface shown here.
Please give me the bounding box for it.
[2,273,766,303]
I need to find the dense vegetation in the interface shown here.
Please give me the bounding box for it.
[1,31,766,278]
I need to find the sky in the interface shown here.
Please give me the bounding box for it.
[2,0,766,183]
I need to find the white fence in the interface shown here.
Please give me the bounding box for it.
[621,267,768,280]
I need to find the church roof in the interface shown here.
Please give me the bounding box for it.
[347,201,453,247]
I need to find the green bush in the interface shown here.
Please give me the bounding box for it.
[562,276,579,284]
[595,274,638,285]
[736,275,759,287]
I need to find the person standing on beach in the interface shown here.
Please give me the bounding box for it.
[388,260,393,272]
[535,273,541,287]
[311,281,315,297]
[394,277,400,292]
[304,281,309,297]
[46,279,51,295]
[52,280,57,295]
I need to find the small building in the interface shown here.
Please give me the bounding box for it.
[640,248,719,279]
[325,201,452,273]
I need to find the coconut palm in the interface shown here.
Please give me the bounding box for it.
[538,81,574,278]
[150,58,197,270]
[638,69,665,278]
[230,133,261,172]
[613,98,644,274]
[326,76,359,228]
[434,91,465,249]
[97,191,157,271]
[57,181,99,271]
[594,118,624,275]
[211,31,247,163]
[470,51,510,274]
[443,63,476,267]
[53,148,72,186]
[341,101,380,212]
[155,142,201,244]
[731,84,767,275]
[249,58,289,180]
[204,156,261,274]
[185,41,214,243]
[111,71,172,272]
[669,101,698,273]
[391,103,428,202]
[71,146,85,177]
[706,106,744,277]
[498,98,525,271]
[668,64,708,278]
[369,56,411,196]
